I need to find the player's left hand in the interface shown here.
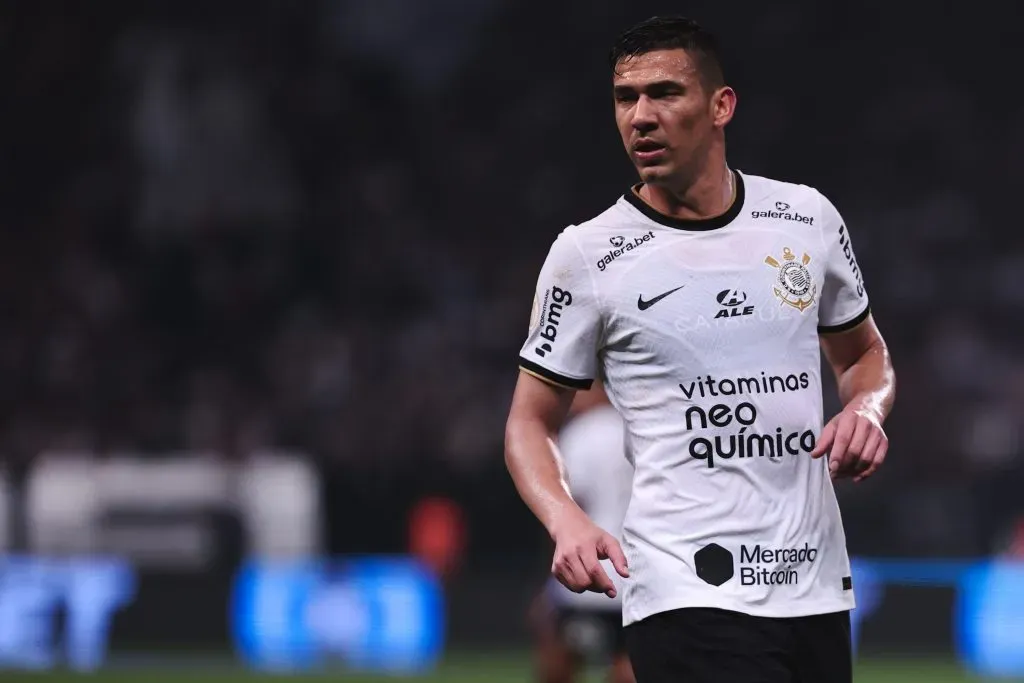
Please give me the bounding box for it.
[810,407,888,482]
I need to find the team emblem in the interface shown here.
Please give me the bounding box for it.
[764,247,816,312]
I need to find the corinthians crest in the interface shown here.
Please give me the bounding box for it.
[764,247,816,312]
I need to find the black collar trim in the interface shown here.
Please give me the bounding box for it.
[623,171,745,232]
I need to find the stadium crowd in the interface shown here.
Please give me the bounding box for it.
[3,0,1023,557]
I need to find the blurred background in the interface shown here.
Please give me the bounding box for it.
[2,0,1024,680]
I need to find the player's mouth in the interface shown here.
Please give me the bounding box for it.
[633,139,666,162]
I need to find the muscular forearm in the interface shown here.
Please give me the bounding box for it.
[836,339,895,423]
[505,416,585,538]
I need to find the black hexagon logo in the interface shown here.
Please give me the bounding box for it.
[694,543,734,586]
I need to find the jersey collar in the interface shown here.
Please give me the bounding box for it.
[623,171,745,232]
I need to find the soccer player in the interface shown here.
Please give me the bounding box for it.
[530,383,634,683]
[504,15,896,683]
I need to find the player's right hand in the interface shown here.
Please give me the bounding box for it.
[550,509,629,598]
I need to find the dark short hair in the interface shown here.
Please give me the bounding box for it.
[608,16,725,91]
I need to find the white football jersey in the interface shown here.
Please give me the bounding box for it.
[519,171,869,626]
[547,404,633,611]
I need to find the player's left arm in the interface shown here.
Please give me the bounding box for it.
[814,315,895,481]
[810,191,896,482]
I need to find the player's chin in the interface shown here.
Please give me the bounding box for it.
[635,163,672,184]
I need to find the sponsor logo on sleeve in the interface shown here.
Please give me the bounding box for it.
[837,224,865,297]
[534,286,573,358]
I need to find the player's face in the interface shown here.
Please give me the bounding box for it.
[612,49,731,186]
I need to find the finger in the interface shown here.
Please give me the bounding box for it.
[855,435,888,483]
[598,535,630,579]
[834,419,871,479]
[852,431,884,482]
[827,414,856,476]
[875,438,889,469]
[846,448,875,482]
[856,428,883,472]
[554,553,588,593]
[580,546,616,597]
[568,554,594,593]
[552,560,572,591]
[810,420,836,459]
[846,417,871,467]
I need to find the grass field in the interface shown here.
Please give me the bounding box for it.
[0,656,1001,682]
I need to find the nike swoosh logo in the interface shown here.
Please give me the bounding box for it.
[637,285,685,311]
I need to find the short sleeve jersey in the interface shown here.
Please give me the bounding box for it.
[519,171,869,625]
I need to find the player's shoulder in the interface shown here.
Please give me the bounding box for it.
[740,171,834,222]
[558,197,656,251]
[546,197,660,278]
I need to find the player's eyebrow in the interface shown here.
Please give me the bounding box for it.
[613,80,685,97]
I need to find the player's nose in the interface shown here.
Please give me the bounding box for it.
[631,95,658,130]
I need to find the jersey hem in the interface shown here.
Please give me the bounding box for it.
[622,594,856,627]
[818,304,870,334]
[519,358,594,390]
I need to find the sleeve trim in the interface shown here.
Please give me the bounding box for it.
[518,357,593,390]
[818,305,871,334]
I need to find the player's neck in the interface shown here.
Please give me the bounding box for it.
[639,158,735,221]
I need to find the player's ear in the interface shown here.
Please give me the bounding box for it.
[710,86,736,128]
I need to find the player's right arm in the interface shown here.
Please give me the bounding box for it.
[506,372,629,598]
[505,229,628,598]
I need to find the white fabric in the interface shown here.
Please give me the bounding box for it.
[520,171,868,625]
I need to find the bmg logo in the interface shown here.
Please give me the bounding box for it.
[535,286,573,357]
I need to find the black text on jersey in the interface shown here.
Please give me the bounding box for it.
[714,288,755,319]
[535,286,573,357]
